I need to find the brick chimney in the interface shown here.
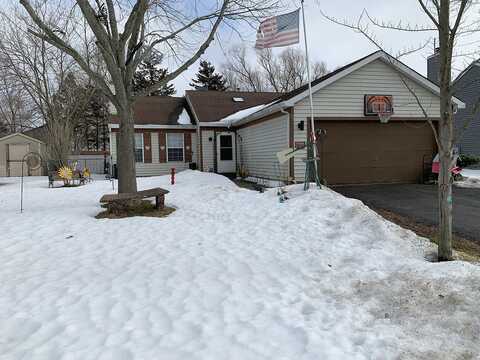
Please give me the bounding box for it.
[427,47,440,85]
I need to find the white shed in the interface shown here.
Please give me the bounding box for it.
[0,133,45,176]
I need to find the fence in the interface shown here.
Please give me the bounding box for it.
[68,154,109,174]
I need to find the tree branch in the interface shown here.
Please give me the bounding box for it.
[19,0,114,100]
[136,0,231,97]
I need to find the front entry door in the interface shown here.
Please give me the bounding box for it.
[216,132,236,174]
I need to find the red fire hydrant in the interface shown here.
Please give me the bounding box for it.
[171,168,175,185]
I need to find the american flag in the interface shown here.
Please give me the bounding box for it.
[255,9,300,49]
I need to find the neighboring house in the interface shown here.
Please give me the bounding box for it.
[0,133,45,176]
[109,50,464,185]
[428,47,480,156]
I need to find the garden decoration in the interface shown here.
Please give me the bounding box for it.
[432,153,463,181]
[83,168,91,180]
[20,151,43,213]
[58,166,73,185]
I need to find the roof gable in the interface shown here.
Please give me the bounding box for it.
[0,132,45,144]
[281,51,464,107]
[453,61,480,86]
[231,51,465,126]
[110,96,192,126]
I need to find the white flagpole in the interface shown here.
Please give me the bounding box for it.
[300,0,319,185]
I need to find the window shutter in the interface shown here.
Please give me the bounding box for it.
[159,132,166,163]
[184,132,192,163]
[143,132,152,163]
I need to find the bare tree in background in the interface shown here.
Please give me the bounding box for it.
[0,1,96,167]
[20,0,280,194]
[0,0,98,165]
[0,66,34,135]
[223,45,328,92]
[322,0,480,261]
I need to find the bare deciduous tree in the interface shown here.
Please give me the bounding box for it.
[19,0,280,193]
[321,0,480,261]
[0,71,34,135]
[223,45,328,92]
[0,1,94,167]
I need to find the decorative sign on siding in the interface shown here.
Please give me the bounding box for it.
[294,141,306,149]
[364,95,394,116]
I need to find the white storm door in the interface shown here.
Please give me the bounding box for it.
[216,132,235,173]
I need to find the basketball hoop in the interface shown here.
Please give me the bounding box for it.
[378,110,392,124]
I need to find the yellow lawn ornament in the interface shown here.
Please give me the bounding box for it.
[57,166,73,180]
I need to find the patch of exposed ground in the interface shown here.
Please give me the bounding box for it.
[95,200,176,219]
[374,208,480,262]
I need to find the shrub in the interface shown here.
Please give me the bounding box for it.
[458,154,480,168]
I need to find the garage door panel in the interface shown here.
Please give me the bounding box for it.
[316,121,436,185]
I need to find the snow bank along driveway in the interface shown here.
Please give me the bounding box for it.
[457,168,480,188]
[1,171,479,360]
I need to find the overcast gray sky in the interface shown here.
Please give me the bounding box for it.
[170,0,480,94]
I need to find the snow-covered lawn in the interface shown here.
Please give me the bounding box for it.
[457,168,480,188]
[1,171,479,359]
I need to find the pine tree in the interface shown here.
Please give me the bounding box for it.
[132,53,176,96]
[70,84,110,152]
[190,60,227,91]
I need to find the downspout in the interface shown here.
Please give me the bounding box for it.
[280,107,291,183]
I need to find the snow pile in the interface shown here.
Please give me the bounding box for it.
[1,171,480,359]
[219,104,270,126]
[177,108,191,125]
[456,168,480,188]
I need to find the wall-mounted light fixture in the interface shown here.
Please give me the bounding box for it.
[209,137,213,142]
[297,121,304,131]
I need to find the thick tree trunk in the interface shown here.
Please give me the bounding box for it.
[117,105,137,193]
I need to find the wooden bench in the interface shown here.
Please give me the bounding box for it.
[48,171,87,187]
[99,187,169,212]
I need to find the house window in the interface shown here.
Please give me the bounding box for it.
[167,133,184,162]
[134,133,144,163]
[219,135,233,161]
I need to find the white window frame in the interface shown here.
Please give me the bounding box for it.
[166,133,184,162]
[134,133,144,163]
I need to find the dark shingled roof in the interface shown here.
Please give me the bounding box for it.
[110,96,192,125]
[185,90,281,122]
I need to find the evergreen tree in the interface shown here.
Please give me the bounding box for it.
[132,53,176,96]
[190,60,227,91]
[67,83,109,152]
